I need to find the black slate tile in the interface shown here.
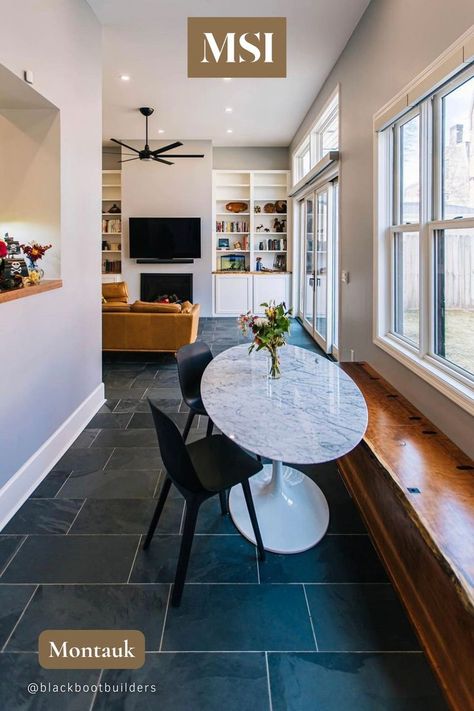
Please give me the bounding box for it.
[30,470,71,498]
[70,429,100,448]
[145,387,183,400]
[54,448,114,474]
[2,499,82,535]
[70,499,183,534]
[98,398,119,413]
[1,535,139,584]
[268,652,448,711]
[306,584,420,651]
[7,584,169,651]
[106,447,162,471]
[130,534,257,584]
[162,584,315,651]
[0,585,35,647]
[259,535,388,583]
[0,653,99,710]
[96,652,269,711]
[86,412,131,429]
[112,398,150,414]
[0,536,24,574]
[56,469,159,499]
[195,498,238,534]
[126,412,154,429]
[92,428,158,448]
[105,386,148,400]
[147,397,182,413]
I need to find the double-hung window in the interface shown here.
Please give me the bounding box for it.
[375,60,474,412]
[293,91,339,184]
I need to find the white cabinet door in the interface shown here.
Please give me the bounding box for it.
[253,275,290,315]
[214,275,252,315]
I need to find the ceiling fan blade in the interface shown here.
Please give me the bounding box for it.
[103,151,137,156]
[151,141,183,156]
[119,157,140,163]
[110,138,140,154]
[158,154,205,158]
[152,156,174,165]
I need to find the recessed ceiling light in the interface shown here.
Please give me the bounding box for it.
[120,74,131,81]
[225,107,233,113]
[158,129,165,134]
[226,129,233,134]
[223,77,231,82]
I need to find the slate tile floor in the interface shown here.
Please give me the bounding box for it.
[0,319,448,710]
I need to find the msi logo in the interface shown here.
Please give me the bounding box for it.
[188,18,286,78]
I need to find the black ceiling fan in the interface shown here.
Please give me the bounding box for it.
[107,107,204,165]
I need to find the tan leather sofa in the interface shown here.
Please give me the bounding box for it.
[102,282,200,353]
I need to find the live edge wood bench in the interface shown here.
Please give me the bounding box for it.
[337,363,474,711]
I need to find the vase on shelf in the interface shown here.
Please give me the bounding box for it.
[27,260,44,282]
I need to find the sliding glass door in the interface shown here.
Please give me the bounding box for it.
[303,196,314,331]
[299,178,339,354]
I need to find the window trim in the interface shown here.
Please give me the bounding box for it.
[292,86,339,186]
[374,51,474,416]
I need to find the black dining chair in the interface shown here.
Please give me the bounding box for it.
[176,341,229,515]
[176,341,214,442]
[143,403,265,606]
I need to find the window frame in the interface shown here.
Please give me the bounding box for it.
[374,61,474,415]
[292,88,339,185]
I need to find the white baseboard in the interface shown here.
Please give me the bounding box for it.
[0,383,105,531]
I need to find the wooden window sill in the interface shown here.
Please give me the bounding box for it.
[0,279,62,304]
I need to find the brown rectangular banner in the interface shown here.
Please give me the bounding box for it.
[188,17,286,78]
[38,630,145,669]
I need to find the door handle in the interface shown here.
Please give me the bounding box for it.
[309,276,315,288]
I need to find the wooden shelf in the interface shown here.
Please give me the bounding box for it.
[0,279,62,304]
[102,213,121,216]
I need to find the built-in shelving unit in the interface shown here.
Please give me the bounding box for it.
[212,170,291,315]
[101,170,122,282]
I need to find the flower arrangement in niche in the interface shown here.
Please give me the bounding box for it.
[238,301,292,379]
[20,241,52,280]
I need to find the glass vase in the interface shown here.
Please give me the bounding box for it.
[267,347,281,379]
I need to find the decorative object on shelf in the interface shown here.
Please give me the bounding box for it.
[108,203,121,214]
[256,224,263,232]
[20,241,52,282]
[275,200,287,213]
[256,256,262,271]
[0,236,29,292]
[218,238,230,249]
[259,241,265,250]
[22,269,41,287]
[238,301,292,379]
[254,205,261,214]
[273,218,286,233]
[274,254,286,271]
[220,254,246,271]
[225,201,248,213]
[263,203,275,213]
[233,241,242,250]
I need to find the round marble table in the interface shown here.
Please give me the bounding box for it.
[201,344,368,554]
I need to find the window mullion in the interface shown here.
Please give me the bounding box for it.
[419,99,432,359]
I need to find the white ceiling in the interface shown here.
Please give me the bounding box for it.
[88,0,370,147]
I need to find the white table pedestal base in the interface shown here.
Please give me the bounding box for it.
[229,460,330,554]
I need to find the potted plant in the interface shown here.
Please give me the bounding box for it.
[238,301,292,379]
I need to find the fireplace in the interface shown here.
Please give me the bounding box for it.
[140,273,193,302]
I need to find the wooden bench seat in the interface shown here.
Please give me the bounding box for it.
[337,363,474,711]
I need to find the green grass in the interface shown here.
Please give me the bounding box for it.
[404,309,474,374]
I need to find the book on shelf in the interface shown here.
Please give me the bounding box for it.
[102,218,121,234]
[215,220,249,233]
[102,259,122,274]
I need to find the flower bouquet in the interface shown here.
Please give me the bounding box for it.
[238,301,292,379]
[20,241,52,280]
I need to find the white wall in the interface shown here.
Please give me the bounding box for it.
[290,0,474,456]
[0,1,102,495]
[213,147,289,170]
[121,140,213,314]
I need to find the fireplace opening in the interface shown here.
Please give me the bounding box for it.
[140,273,193,303]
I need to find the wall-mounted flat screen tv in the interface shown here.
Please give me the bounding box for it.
[129,217,201,259]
